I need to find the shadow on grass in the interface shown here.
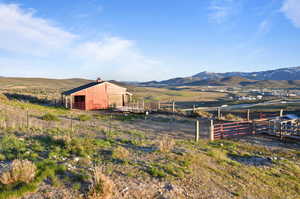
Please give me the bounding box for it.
[228,153,272,166]
[4,93,51,104]
[3,93,63,108]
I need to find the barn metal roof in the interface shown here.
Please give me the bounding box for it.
[62,81,104,95]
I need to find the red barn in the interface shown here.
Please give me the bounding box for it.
[62,79,132,110]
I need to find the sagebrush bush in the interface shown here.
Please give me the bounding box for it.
[0,111,7,122]
[88,166,114,199]
[67,137,95,157]
[223,113,243,121]
[78,114,92,121]
[0,154,5,161]
[112,146,129,161]
[41,113,60,121]
[194,110,212,118]
[0,159,36,185]
[158,136,175,153]
[0,135,26,159]
[148,166,166,178]
[0,93,8,101]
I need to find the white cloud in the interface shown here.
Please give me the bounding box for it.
[0,3,166,81]
[0,4,76,56]
[74,37,134,62]
[281,0,300,28]
[72,36,166,81]
[208,0,237,24]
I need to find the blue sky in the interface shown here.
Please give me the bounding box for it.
[0,0,299,81]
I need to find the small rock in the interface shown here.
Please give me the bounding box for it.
[73,157,80,162]
[164,183,174,191]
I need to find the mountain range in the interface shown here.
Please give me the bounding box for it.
[139,66,300,88]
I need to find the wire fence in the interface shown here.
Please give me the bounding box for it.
[0,106,206,142]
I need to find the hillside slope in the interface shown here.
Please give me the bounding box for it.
[0,77,93,89]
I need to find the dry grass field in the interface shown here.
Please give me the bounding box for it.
[132,87,227,102]
[0,78,300,199]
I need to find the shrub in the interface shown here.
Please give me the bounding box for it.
[0,135,26,159]
[88,166,114,199]
[0,154,5,161]
[78,114,92,121]
[223,113,243,121]
[41,113,60,121]
[194,110,212,118]
[0,159,36,185]
[148,166,166,178]
[163,163,185,178]
[112,146,129,161]
[0,93,8,101]
[67,137,95,157]
[158,136,175,153]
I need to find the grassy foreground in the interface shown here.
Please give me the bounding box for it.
[0,127,300,198]
[0,94,300,198]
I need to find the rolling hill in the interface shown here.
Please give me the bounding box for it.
[0,77,93,89]
[139,66,300,88]
[192,66,300,81]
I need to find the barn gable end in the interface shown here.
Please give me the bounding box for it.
[62,80,131,110]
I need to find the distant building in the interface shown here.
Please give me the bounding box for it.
[237,96,257,101]
[257,95,263,100]
[62,78,132,110]
[287,93,297,97]
[262,92,273,96]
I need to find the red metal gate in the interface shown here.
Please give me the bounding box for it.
[213,121,253,140]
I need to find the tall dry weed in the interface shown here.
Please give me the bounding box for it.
[0,159,36,185]
[88,166,114,199]
[159,136,175,153]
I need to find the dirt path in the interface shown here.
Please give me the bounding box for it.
[111,114,210,140]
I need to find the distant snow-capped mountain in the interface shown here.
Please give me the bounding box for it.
[192,66,300,81]
[137,66,300,87]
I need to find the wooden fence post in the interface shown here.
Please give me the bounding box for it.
[193,105,196,113]
[142,100,145,110]
[220,123,223,139]
[109,114,113,133]
[64,96,67,108]
[280,109,283,117]
[158,101,161,110]
[279,122,283,140]
[210,120,214,141]
[172,101,175,113]
[268,120,272,135]
[252,121,256,134]
[217,107,221,120]
[70,96,73,109]
[247,109,250,121]
[195,120,199,142]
